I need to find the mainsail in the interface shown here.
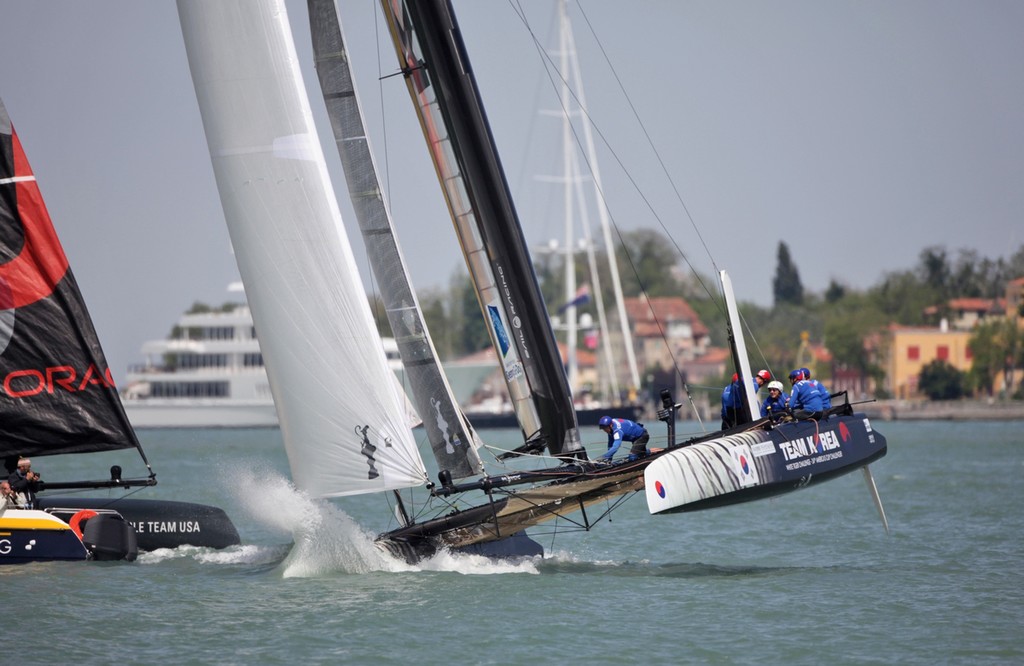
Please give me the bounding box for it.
[177,0,427,497]
[307,0,484,480]
[380,0,585,460]
[0,97,146,460]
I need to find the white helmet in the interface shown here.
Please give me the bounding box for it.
[767,380,784,392]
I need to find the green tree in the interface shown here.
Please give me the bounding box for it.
[918,359,964,400]
[772,241,803,306]
[968,318,1023,398]
[825,280,846,304]
[869,269,936,325]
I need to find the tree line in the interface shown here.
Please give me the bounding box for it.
[367,230,1024,399]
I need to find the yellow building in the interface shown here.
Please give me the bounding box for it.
[880,324,973,399]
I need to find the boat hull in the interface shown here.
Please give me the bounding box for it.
[123,400,279,429]
[38,498,241,551]
[0,510,89,563]
[645,413,887,514]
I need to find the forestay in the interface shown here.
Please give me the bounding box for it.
[177,0,427,497]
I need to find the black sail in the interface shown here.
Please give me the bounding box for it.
[0,98,142,459]
[380,0,584,459]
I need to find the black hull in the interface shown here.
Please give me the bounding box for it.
[39,498,240,551]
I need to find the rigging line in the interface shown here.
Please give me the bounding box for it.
[574,2,721,288]
[510,0,721,310]
[506,0,695,387]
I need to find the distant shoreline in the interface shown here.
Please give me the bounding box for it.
[859,399,1024,421]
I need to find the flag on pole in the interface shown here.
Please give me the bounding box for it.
[558,284,591,313]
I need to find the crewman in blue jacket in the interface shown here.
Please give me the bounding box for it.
[801,367,832,409]
[789,369,824,416]
[598,416,649,461]
[760,380,790,421]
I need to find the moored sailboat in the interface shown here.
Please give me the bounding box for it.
[0,97,239,563]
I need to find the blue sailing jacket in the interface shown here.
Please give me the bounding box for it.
[760,391,790,419]
[600,418,647,459]
[790,379,824,411]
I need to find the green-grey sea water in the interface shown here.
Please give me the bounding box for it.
[2,420,1021,665]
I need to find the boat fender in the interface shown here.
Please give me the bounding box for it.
[69,509,98,539]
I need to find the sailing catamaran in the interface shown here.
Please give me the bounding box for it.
[177,0,887,564]
[0,97,239,564]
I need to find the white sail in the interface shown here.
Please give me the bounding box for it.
[177,0,427,497]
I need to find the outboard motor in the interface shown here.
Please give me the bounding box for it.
[80,513,139,562]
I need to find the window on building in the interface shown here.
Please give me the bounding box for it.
[150,381,229,398]
[907,346,920,361]
[936,345,949,361]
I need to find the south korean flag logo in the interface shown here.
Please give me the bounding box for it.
[731,443,760,488]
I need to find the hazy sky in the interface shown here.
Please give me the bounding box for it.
[1,1,1021,381]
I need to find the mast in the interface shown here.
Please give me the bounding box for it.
[379,0,584,459]
[558,0,641,395]
[306,0,484,480]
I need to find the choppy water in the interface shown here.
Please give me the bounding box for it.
[3,420,1021,665]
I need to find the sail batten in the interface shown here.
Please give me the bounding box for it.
[177,0,427,497]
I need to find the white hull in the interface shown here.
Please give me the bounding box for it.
[123,399,279,429]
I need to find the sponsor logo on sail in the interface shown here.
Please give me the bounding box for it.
[487,304,510,357]
[2,364,116,398]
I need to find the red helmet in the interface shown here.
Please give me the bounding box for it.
[731,373,739,382]
[757,370,771,382]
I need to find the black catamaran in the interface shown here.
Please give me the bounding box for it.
[177,0,887,564]
[0,97,239,564]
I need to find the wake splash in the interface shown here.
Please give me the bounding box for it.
[228,463,541,577]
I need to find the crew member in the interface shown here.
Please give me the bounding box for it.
[801,367,832,409]
[720,373,741,429]
[789,369,824,417]
[597,416,649,461]
[0,480,19,509]
[760,380,790,421]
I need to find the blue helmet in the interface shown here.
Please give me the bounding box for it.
[598,416,613,428]
[800,367,812,379]
[789,369,803,382]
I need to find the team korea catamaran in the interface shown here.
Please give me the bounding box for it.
[177,0,888,564]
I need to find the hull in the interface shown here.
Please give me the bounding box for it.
[379,411,886,560]
[0,510,88,563]
[38,498,240,551]
[645,413,887,514]
[123,399,279,429]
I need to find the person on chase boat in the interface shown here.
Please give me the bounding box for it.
[597,416,649,462]
[7,457,40,509]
